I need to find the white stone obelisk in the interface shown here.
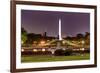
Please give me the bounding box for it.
[51,19,62,54]
[56,19,62,49]
[59,19,62,40]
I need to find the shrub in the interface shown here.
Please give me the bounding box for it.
[21,51,52,56]
[54,49,64,56]
[54,49,73,56]
[21,51,33,55]
[64,49,73,56]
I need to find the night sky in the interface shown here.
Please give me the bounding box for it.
[21,10,90,37]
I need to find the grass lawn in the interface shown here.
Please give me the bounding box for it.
[21,53,90,63]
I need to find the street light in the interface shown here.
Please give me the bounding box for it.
[62,40,66,44]
[81,40,85,51]
[21,49,24,52]
[82,40,85,45]
[33,49,38,52]
[42,48,45,52]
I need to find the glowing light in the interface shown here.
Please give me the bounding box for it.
[82,40,85,44]
[40,41,45,44]
[80,48,85,51]
[42,49,45,52]
[33,49,37,52]
[62,41,66,44]
[21,49,24,52]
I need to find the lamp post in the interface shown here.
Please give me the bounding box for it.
[81,40,85,51]
[81,40,85,56]
[21,41,24,52]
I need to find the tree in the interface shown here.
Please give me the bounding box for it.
[84,32,90,45]
[26,33,42,45]
[21,27,27,45]
[76,33,84,41]
[76,33,84,39]
[65,36,72,40]
[85,32,90,38]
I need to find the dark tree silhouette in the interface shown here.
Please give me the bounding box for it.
[21,27,27,45]
[76,33,84,40]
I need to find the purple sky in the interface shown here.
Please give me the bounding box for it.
[21,10,90,37]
